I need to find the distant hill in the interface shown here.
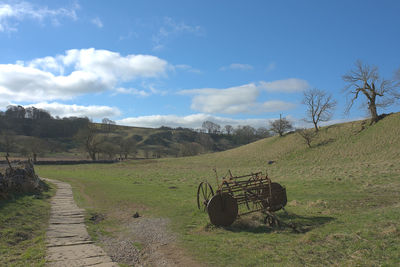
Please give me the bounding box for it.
[0,110,269,160]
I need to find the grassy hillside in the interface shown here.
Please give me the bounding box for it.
[36,113,400,266]
[1,120,257,160]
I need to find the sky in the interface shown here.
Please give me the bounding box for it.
[0,0,399,129]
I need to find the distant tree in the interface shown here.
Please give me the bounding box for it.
[98,141,118,159]
[256,127,270,138]
[23,137,48,162]
[224,125,234,135]
[118,138,137,159]
[234,125,256,144]
[342,60,399,124]
[297,128,317,148]
[25,107,51,119]
[101,118,116,132]
[202,121,221,134]
[269,115,293,137]
[179,142,202,157]
[75,123,103,160]
[0,130,16,156]
[143,149,150,159]
[302,88,337,132]
[195,133,214,150]
[5,105,26,119]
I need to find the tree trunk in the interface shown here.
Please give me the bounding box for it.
[369,100,379,124]
[313,123,319,132]
[89,152,96,161]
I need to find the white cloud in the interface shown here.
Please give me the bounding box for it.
[117,113,269,129]
[0,48,168,103]
[152,17,204,50]
[91,17,103,28]
[173,64,202,74]
[220,63,253,71]
[180,83,296,114]
[25,102,121,119]
[259,78,310,93]
[114,87,149,97]
[0,1,78,32]
[0,99,10,110]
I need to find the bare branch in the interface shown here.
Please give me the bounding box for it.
[303,88,336,131]
[342,60,397,123]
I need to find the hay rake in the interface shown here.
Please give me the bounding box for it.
[197,169,287,227]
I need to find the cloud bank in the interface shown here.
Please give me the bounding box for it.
[259,78,310,93]
[117,113,270,129]
[25,102,121,119]
[180,81,299,114]
[0,48,168,103]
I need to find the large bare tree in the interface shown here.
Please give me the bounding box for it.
[342,60,398,124]
[302,88,336,132]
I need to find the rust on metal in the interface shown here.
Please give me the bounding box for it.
[196,168,287,227]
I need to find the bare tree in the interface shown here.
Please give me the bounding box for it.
[98,141,118,159]
[202,121,221,134]
[23,137,48,162]
[234,125,256,144]
[256,127,270,138]
[342,60,398,124]
[119,138,137,159]
[302,88,336,132]
[75,123,103,160]
[297,128,317,148]
[269,115,293,137]
[224,125,233,135]
[101,118,116,132]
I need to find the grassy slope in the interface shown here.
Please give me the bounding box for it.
[0,185,54,267]
[36,113,400,266]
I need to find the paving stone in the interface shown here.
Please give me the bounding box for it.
[44,178,117,267]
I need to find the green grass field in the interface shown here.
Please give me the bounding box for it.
[33,113,400,266]
[0,185,54,267]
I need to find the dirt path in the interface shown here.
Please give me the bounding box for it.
[44,178,118,267]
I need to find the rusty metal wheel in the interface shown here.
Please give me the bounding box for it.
[207,192,238,227]
[197,181,214,211]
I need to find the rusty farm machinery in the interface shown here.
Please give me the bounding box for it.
[197,169,287,227]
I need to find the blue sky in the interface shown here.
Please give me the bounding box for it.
[0,0,399,129]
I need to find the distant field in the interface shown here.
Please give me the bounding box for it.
[36,113,400,266]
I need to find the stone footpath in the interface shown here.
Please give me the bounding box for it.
[44,178,118,267]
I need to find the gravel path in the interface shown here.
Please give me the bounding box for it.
[44,178,118,267]
[100,217,204,267]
